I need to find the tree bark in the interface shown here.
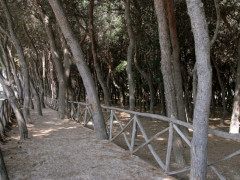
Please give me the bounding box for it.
[7,46,23,103]
[124,0,135,113]
[0,40,18,99]
[107,50,124,107]
[154,0,186,166]
[30,78,42,116]
[0,0,31,124]
[134,54,155,113]
[186,0,212,179]
[59,31,73,118]
[89,0,111,107]
[0,74,28,139]
[165,0,187,126]
[229,41,240,133]
[48,0,108,140]
[211,55,227,124]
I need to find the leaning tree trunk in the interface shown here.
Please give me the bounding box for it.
[0,40,18,99]
[229,41,240,134]
[154,0,186,166]
[48,0,108,140]
[59,31,73,118]
[186,0,212,179]
[89,0,111,107]
[30,78,42,116]
[7,46,23,103]
[0,0,31,124]
[0,74,28,139]
[124,0,135,113]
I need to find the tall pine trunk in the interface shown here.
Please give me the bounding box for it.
[165,0,187,126]
[48,0,108,140]
[186,0,212,179]
[154,0,186,166]
[124,0,135,113]
[60,32,73,118]
[229,41,240,133]
[89,0,111,106]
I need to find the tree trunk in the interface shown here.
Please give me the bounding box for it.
[60,32,73,118]
[30,78,42,116]
[211,55,227,124]
[124,0,135,113]
[159,81,166,116]
[186,1,212,179]
[229,41,240,133]
[89,0,111,106]
[7,46,23,103]
[165,0,187,125]
[0,74,28,139]
[107,49,124,107]
[0,0,31,124]
[48,0,108,140]
[192,65,198,106]
[29,92,34,110]
[0,40,19,100]
[134,54,155,113]
[154,0,186,166]
[0,147,9,180]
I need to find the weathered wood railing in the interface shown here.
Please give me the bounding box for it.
[44,97,240,179]
[0,99,12,135]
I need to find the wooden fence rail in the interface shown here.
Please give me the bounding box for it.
[44,97,240,179]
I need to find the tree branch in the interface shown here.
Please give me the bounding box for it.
[0,25,10,38]
[210,0,220,47]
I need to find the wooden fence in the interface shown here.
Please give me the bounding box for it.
[44,97,240,179]
[0,99,12,135]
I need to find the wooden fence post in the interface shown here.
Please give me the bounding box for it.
[165,122,173,172]
[76,103,80,122]
[109,110,113,140]
[84,106,88,126]
[130,115,137,153]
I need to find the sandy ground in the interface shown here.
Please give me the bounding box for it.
[1,108,174,180]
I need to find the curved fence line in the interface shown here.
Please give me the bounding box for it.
[44,96,240,179]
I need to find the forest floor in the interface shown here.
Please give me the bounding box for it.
[101,106,240,180]
[0,108,175,180]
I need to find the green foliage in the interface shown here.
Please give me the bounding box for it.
[115,60,127,72]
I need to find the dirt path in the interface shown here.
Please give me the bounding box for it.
[1,108,174,180]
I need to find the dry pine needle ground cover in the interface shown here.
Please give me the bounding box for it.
[1,108,174,180]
